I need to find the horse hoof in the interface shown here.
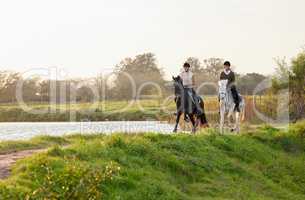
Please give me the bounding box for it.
[230,128,234,132]
[173,129,177,133]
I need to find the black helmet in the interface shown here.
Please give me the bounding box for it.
[183,62,191,68]
[224,61,231,67]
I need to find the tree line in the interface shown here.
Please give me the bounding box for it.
[0,52,271,104]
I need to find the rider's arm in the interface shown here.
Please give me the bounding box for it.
[231,72,235,83]
[228,71,235,87]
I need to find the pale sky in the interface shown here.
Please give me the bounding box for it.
[0,0,304,79]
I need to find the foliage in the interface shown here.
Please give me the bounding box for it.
[237,73,267,95]
[1,123,305,199]
[113,53,165,100]
[271,51,305,121]
[290,52,305,120]
[0,135,69,154]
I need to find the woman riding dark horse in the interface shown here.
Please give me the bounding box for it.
[172,62,208,133]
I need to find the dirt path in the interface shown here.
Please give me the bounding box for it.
[0,149,46,180]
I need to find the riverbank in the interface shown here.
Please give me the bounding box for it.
[0,121,304,199]
[0,121,174,141]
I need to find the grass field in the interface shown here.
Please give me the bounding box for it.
[0,121,304,199]
[0,95,279,123]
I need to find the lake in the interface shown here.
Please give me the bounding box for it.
[0,121,175,141]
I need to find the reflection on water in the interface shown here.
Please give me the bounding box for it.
[0,121,174,141]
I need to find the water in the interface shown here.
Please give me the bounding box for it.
[0,121,175,141]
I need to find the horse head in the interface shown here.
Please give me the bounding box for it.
[172,76,184,96]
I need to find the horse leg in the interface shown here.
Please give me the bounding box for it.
[220,113,224,134]
[230,112,235,132]
[230,111,240,133]
[190,114,197,133]
[228,104,236,132]
[173,112,182,133]
[219,102,225,134]
[200,113,208,127]
[235,111,240,133]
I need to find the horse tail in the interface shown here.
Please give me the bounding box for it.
[199,99,209,126]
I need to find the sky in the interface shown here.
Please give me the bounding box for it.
[0,0,304,79]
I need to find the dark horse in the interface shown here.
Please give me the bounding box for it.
[172,76,208,133]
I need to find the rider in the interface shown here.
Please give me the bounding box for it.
[179,62,203,119]
[220,61,240,112]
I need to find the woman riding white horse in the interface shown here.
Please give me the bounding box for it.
[218,61,245,133]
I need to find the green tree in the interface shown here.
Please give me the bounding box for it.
[290,52,305,120]
[203,58,224,82]
[0,71,22,102]
[237,73,267,95]
[272,50,305,121]
[113,53,165,100]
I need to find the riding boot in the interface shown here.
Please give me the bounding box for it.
[235,101,240,112]
[231,86,240,112]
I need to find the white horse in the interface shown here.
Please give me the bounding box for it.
[218,80,245,133]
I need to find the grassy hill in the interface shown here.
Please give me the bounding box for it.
[0,121,304,200]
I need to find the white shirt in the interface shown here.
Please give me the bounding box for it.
[180,71,193,88]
